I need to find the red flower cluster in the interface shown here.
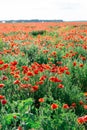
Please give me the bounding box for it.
[77,115,87,124]
[49,77,62,82]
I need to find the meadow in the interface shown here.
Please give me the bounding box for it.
[0,22,87,130]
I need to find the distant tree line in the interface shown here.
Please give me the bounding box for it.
[0,19,63,23]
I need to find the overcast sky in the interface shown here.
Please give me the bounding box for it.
[0,0,87,21]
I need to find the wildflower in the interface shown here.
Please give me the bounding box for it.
[33,69,39,75]
[79,100,84,105]
[21,52,25,56]
[43,50,49,54]
[36,81,44,85]
[32,85,39,92]
[0,67,3,70]
[77,117,85,124]
[38,98,44,103]
[18,126,22,130]
[0,60,4,65]
[13,115,17,119]
[0,84,5,88]
[73,61,77,66]
[20,84,31,89]
[84,115,87,122]
[10,61,18,66]
[58,84,64,88]
[49,77,62,82]
[39,75,47,81]
[71,103,76,108]
[13,80,20,85]
[2,63,9,69]
[83,105,87,110]
[51,51,57,57]
[22,76,29,81]
[1,99,7,105]
[27,71,34,76]
[56,61,62,65]
[14,74,20,78]
[10,71,15,75]
[51,103,58,110]
[0,95,5,100]
[65,71,70,75]
[77,115,87,124]
[63,104,69,109]
[81,56,86,61]
[2,76,8,80]
[10,66,16,71]
[84,92,87,96]
[22,66,28,74]
[79,64,84,67]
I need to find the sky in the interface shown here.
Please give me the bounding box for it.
[0,0,87,21]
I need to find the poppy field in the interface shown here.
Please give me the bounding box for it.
[0,22,87,130]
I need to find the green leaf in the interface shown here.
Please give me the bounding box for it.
[3,113,20,125]
[18,98,33,113]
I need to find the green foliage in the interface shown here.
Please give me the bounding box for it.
[0,39,8,51]
[0,23,87,130]
[18,98,33,113]
[30,30,46,36]
[2,113,20,125]
[37,98,85,130]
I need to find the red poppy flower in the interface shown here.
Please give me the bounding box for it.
[18,126,22,130]
[71,103,76,108]
[66,71,70,75]
[63,104,69,109]
[0,60,4,65]
[84,115,87,122]
[22,76,29,81]
[83,105,87,110]
[20,84,31,89]
[38,98,44,103]
[27,71,34,76]
[2,76,8,80]
[79,64,84,67]
[39,75,47,81]
[13,80,20,84]
[49,77,62,82]
[1,99,7,105]
[58,84,64,88]
[13,115,17,119]
[51,103,58,109]
[10,61,18,66]
[79,100,84,105]
[32,85,39,92]
[14,74,20,78]
[2,63,9,69]
[0,95,5,100]
[0,84,5,88]
[36,81,44,85]
[77,117,85,124]
[73,61,77,66]
[33,69,39,74]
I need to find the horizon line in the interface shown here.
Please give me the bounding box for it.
[0,19,87,22]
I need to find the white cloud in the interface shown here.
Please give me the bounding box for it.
[0,0,87,21]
